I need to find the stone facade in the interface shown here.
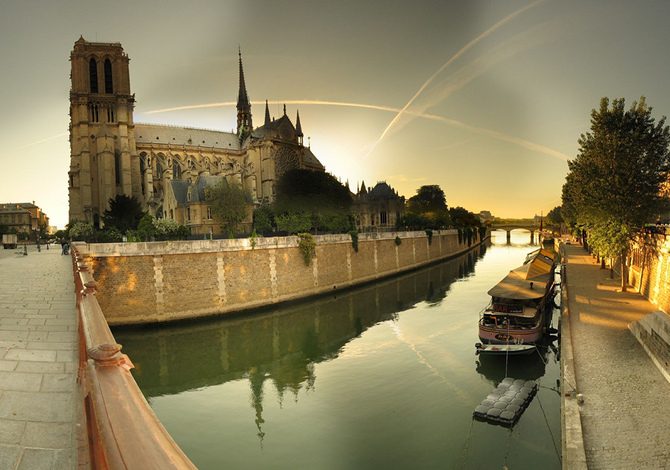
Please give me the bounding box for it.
[68,38,324,231]
[353,181,405,231]
[76,229,488,325]
[0,202,49,237]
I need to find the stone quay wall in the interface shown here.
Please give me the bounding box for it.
[629,234,670,313]
[75,229,488,325]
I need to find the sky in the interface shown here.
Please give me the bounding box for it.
[2,0,670,228]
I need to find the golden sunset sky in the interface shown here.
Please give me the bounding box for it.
[2,0,670,227]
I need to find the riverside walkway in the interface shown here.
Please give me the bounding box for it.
[0,246,77,469]
[564,243,670,469]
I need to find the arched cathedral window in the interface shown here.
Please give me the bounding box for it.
[114,150,121,186]
[173,161,182,179]
[89,58,98,93]
[104,59,113,94]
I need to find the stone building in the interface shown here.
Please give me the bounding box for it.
[68,37,324,231]
[353,181,405,231]
[163,175,253,237]
[0,202,49,238]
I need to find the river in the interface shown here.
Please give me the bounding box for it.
[115,230,561,469]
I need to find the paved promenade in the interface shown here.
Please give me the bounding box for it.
[564,243,670,469]
[0,245,77,469]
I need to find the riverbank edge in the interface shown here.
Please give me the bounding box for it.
[560,244,588,470]
[77,230,490,326]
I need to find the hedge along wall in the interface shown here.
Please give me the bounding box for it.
[76,229,489,325]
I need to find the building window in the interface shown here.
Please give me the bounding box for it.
[173,162,181,179]
[114,151,121,186]
[380,211,387,225]
[170,209,174,220]
[187,207,191,221]
[104,59,113,94]
[89,58,98,93]
[207,207,212,219]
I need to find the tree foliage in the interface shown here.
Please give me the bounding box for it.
[102,195,145,233]
[206,180,252,237]
[562,97,670,290]
[274,169,353,233]
[404,185,451,228]
[546,206,563,227]
[275,169,351,213]
[449,206,481,228]
[253,204,275,235]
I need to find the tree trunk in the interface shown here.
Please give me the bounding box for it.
[601,257,606,269]
[620,251,628,292]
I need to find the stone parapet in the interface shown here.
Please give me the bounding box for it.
[629,311,670,383]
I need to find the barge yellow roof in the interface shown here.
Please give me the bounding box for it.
[487,248,557,300]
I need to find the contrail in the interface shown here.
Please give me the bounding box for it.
[388,321,471,403]
[142,99,569,161]
[143,100,400,115]
[17,132,68,149]
[366,0,545,157]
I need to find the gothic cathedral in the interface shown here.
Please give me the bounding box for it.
[68,37,324,231]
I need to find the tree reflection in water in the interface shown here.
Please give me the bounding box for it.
[115,243,489,441]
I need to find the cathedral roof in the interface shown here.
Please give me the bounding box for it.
[301,147,325,171]
[252,115,297,141]
[193,175,226,202]
[171,175,227,206]
[169,180,190,206]
[361,182,403,201]
[135,124,240,151]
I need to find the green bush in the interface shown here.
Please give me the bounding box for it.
[425,229,433,245]
[276,212,312,234]
[152,218,190,240]
[349,230,359,252]
[297,232,316,266]
[69,222,94,241]
[250,229,259,249]
[395,236,402,246]
[137,213,156,241]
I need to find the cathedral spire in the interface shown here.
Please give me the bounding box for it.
[264,100,271,126]
[236,47,252,141]
[295,110,303,146]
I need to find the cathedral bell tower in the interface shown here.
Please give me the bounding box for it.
[236,48,253,143]
[68,36,141,226]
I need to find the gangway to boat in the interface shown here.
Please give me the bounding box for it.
[473,378,537,426]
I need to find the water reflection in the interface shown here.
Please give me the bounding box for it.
[116,244,488,439]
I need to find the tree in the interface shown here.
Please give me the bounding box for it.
[562,97,670,290]
[102,195,145,234]
[205,180,252,237]
[274,169,353,233]
[406,185,451,228]
[546,206,563,232]
[253,204,275,235]
[136,213,156,241]
[449,206,481,228]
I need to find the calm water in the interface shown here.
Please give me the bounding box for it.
[115,231,561,469]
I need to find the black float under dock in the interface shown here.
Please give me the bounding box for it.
[473,378,538,426]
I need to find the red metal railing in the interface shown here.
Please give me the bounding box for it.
[71,247,196,469]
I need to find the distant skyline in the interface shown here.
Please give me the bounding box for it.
[3,0,670,228]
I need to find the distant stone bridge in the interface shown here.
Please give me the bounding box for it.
[490,221,541,244]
